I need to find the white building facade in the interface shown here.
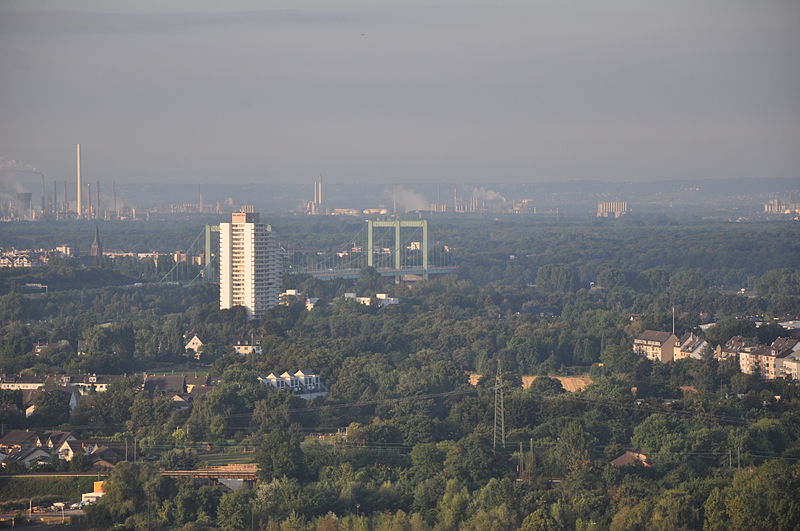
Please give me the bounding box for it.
[219,212,282,320]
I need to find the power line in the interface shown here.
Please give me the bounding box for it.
[493,360,506,451]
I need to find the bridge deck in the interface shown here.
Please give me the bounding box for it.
[160,464,258,480]
[304,266,457,280]
[161,470,258,480]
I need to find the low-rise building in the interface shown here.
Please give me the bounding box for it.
[231,334,262,356]
[259,370,327,399]
[673,333,708,361]
[82,481,106,504]
[184,374,210,393]
[184,335,204,356]
[37,431,76,450]
[343,292,400,308]
[633,330,678,363]
[49,374,123,393]
[143,374,187,394]
[56,440,97,461]
[0,375,47,391]
[375,293,400,307]
[0,430,39,454]
[738,337,800,380]
[715,336,752,361]
[610,451,650,467]
[279,289,303,305]
[3,446,51,468]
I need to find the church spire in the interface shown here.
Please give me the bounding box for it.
[90,223,103,266]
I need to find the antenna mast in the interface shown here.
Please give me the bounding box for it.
[672,306,675,336]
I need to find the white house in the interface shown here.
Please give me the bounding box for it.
[259,370,327,399]
[673,333,708,361]
[343,292,400,307]
[184,335,204,355]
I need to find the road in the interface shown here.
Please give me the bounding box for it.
[0,473,108,478]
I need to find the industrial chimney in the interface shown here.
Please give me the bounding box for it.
[76,144,82,217]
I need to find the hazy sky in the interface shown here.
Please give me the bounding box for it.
[1,0,798,185]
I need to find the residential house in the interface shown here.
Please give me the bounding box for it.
[279,289,319,311]
[343,292,399,307]
[24,387,80,417]
[610,451,651,467]
[231,334,262,356]
[294,370,322,390]
[184,374,209,393]
[37,430,76,450]
[343,292,374,306]
[56,439,99,461]
[375,293,400,307]
[89,447,122,469]
[279,289,303,305]
[0,374,46,391]
[54,374,123,393]
[0,429,39,454]
[715,336,752,361]
[673,333,708,361]
[33,342,51,355]
[143,374,186,395]
[259,370,327,399]
[739,345,777,379]
[171,394,191,410]
[739,337,800,380]
[3,446,51,468]
[184,335,204,357]
[633,331,678,363]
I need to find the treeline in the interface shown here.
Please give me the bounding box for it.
[2,218,799,290]
[1,262,798,383]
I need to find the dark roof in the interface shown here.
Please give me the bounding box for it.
[187,386,211,398]
[143,375,185,394]
[6,446,50,463]
[184,374,209,387]
[0,430,38,447]
[54,374,123,385]
[722,336,752,352]
[40,430,74,447]
[749,345,772,356]
[772,337,800,357]
[5,374,47,384]
[91,446,121,464]
[636,330,675,344]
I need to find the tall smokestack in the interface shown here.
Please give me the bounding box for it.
[76,144,82,216]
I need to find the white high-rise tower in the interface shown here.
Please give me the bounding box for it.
[219,212,282,319]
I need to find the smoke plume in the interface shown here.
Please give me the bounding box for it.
[472,187,507,202]
[386,185,430,212]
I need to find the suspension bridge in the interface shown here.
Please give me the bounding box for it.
[159,218,456,283]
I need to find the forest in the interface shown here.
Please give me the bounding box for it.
[0,218,799,530]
